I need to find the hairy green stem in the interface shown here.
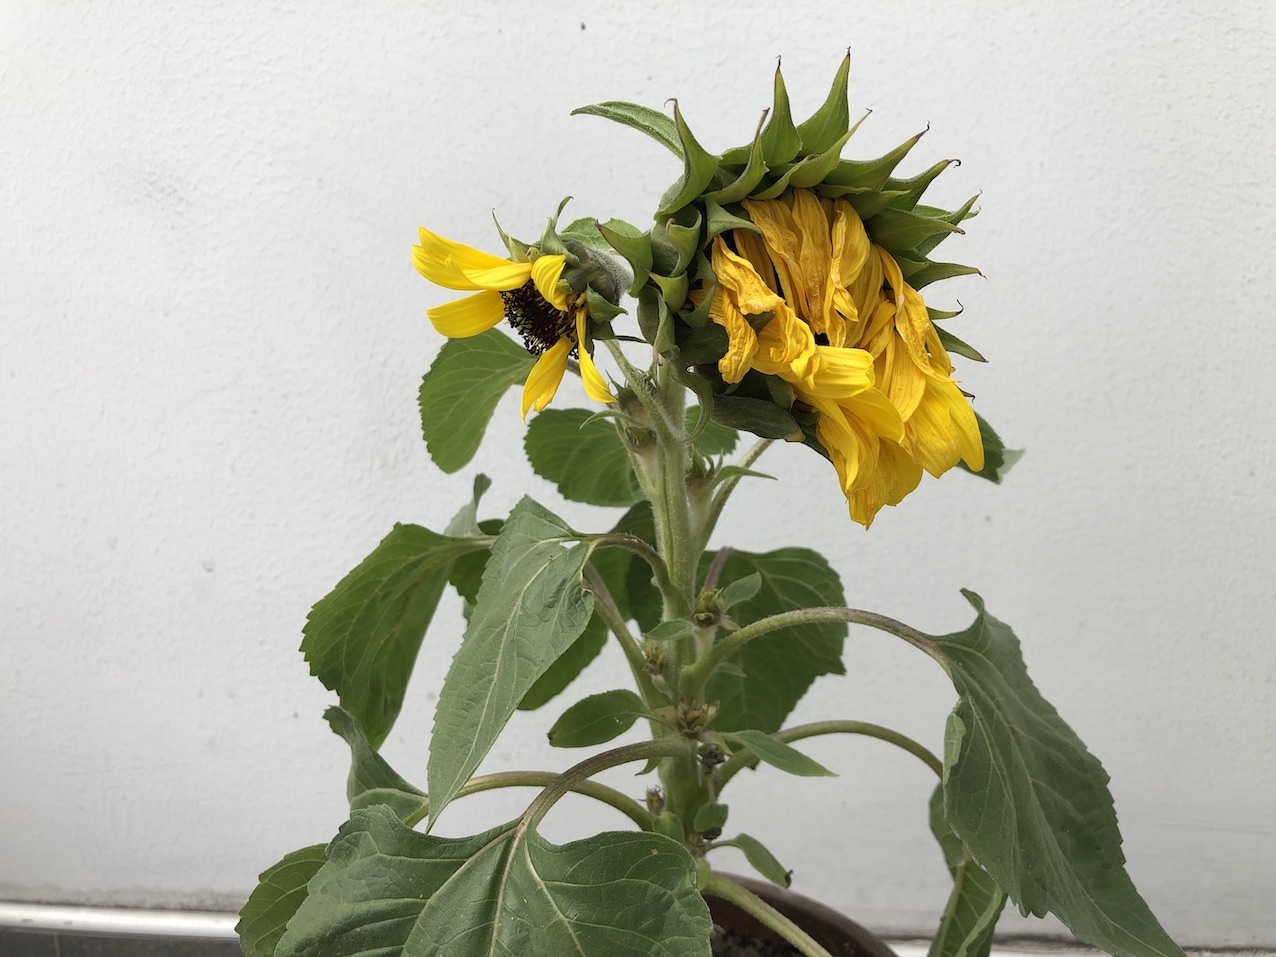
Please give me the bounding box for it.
[716,719,943,789]
[684,605,938,693]
[603,339,679,439]
[699,438,773,550]
[403,770,653,830]
[584,563,664,712]
[587,533,675,602]
[699,871,835,957]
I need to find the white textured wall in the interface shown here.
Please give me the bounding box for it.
[3,0,1274,946]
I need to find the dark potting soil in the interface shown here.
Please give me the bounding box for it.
[710,924,801,957]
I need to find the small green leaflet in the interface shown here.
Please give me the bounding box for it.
[927,785,1005,957]
[300,524,488,749]
[548,689,647,748]
[275,805,712,957]
[236,844,327,957]
[716,833,791,889]
[723,730,835,777]
[703,549,846,733]
[524,408,644,507]
[418,330,533,473]
[929,592,1184,957]
[428,498,594,824]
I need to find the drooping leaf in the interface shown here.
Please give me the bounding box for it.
[548,689,647,747]
[446,518,504,604]
[572,101,683,157]
[444,473,492,538]
[428,498,594,823]
[957,412,1023,484]
[704,549,846,733]
[524,408,643,507]
[236,844,327,957]
[301,525,487,748]
[276,805,712,957]
[928,785,1006,957]
[418,330,534,473]
[723,730,835,778]
[324,706,426,821]
[717,833,791,888]
[928,592,1184,957]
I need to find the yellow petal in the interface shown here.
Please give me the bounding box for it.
[706,289,760,384]
[426,290,506,338]
[530,255,569,311]
[520,336,571,420]
[455,260,535,291]
[807,346,874,399]
[842,385,906,444]
[754,303,817,382]
[417,226,521,272]
[576,310,616,403]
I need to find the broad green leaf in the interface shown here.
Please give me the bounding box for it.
[723,730,835,777]
[301,524,487,748]
[929,592,1184,957]
[548,689,647,747]
[516,616,607,711]
[237,844,327,957]
[446,518,504,604]
[719,833,791,888]
[418,330,533,473]
[686,407,739,457]
[572,101,683,157]
[276,805,711,957]
[704,549,846,733]
[324,706,426,820]
[928,786,1006,957]
[957,412,1023,484]
[709,393,800,440]
[524,408,643,507]
[428,498,594,822]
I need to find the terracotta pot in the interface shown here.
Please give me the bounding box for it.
[703,874,899,957]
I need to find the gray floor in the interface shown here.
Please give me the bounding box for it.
[0,930,242,956]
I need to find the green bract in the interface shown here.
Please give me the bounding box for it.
[241,57,1182,957]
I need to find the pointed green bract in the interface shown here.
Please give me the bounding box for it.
[957,413,1023,484]
[428,497,594,823]
[324,707,427,821]
[572,101,683,157]
[928,593,1185,957]
[795,53,851,155]
[276,806,711,957]
[237,844,328,957]
[928,786,1006,957]
[703,549,846,733]
[658,102,721,218]
[418,330,534,473]
[300,524,488,748]
[761,64,802,166]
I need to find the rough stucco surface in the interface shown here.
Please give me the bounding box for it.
[2,0,1274,946]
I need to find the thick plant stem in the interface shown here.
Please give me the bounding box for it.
[584,564,664,715]
[715,719,943,789]
[699,872,836,957]
[404,770,654,830]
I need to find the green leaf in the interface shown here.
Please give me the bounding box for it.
[723,730,835,777]
[795,53,851,156]
[324,706,426,820]
[524,408,643,507]
[444,473,492,538]
[693,802,729,833]
[719,833,791,888]
[548,689,647,747]
[957,412,1023,484]
[928,785,1006,957]
[704,549,847,733]
[929,592,1185,957]
[643,619,694,643]
[719,572,761,609]
[517,617,608,712]
[428,498,594,823]
[276,805,711,957]
[236,844,327,957]
[418,331,533,473]
[301,525,487,749]
[686,406,739,456]
[708,393,800,440]
[572,101,683,157]
[446,518,503,604]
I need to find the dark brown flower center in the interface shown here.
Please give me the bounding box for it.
[500,281,575,356]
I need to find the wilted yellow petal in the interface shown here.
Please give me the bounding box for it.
[520,336,571,420]
[808,346,874,398]
[530,255,569,311]
[575,310,615,403]
[426,290,506,338]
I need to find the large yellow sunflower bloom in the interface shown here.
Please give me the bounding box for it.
[700,188,983,526]
[413,227,615,419]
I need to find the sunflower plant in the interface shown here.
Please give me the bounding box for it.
[238,58,1183,957]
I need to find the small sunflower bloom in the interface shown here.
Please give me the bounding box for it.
[413,227,615,419]
[700,188,983,526]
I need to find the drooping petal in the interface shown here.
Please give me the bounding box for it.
[808,345,875,399]
[520,336,571,420]
[529,255,569,311]
[418,226,523,272]
[414,227,532,291]
[703,287,760,384]
[426,290,506,338]
[575,310,616,403]
[455,260,536,292]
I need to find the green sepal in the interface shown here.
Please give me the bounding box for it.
[685,404,738,456]
[679,276,715,329]
[585,287,627,325]
[674,322,728,367]
[703,200,759,245]
[597,219,653,294]
[491,210,531,261]
[935,325,986,363]
[957,413,1023,484]
[651,271,690,311]
[703,112,770,204]
[652,205,701,277]
[824,128,926,191]
[571,101,682,157]
[894,251,981,290]
[914,194,981,256]
[865,206,964,253]
[884,158,959,212]
[658,101,721,218]
[636,285,664,346]
[709,392,800,440]
[795,52,851,156]
[760,63,803,165]
[535,196,576,262]
[928,304,965,322]
[830,186,910,219]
